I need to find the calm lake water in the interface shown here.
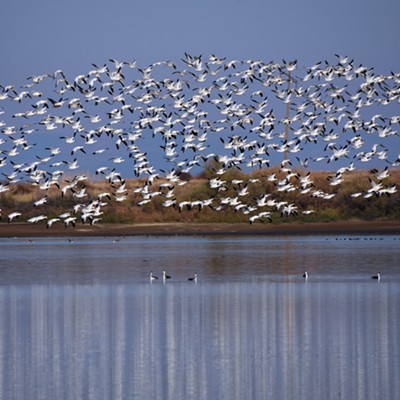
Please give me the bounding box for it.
[0,235,399,399]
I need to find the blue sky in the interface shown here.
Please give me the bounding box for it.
[0,0,399,179]
[1,0,399,83]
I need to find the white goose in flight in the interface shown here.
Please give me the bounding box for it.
[8,212,21,223]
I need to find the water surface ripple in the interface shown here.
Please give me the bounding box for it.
[0,235,399,399]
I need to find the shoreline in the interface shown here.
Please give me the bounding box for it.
[0,220,399,237]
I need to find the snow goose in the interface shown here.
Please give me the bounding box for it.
[47,218,60,228]
[8,212,21,223]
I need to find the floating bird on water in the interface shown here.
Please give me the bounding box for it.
[150,271,158,282]
[188,273,197,282]
[163,270,172,282]
[371,272,381,281]
[303,271,308,280]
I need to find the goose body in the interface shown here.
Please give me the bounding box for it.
[8,212,21,223]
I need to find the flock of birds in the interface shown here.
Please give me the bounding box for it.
[0,54,399,226]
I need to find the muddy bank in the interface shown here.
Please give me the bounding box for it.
[0,220,399,237]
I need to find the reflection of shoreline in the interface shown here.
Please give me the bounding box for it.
[1,220,399,237]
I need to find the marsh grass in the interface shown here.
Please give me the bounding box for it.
[0,168,398,224]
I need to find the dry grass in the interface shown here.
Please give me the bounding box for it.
[1,168,399,224]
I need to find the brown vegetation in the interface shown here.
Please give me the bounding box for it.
[0,168,399,225]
